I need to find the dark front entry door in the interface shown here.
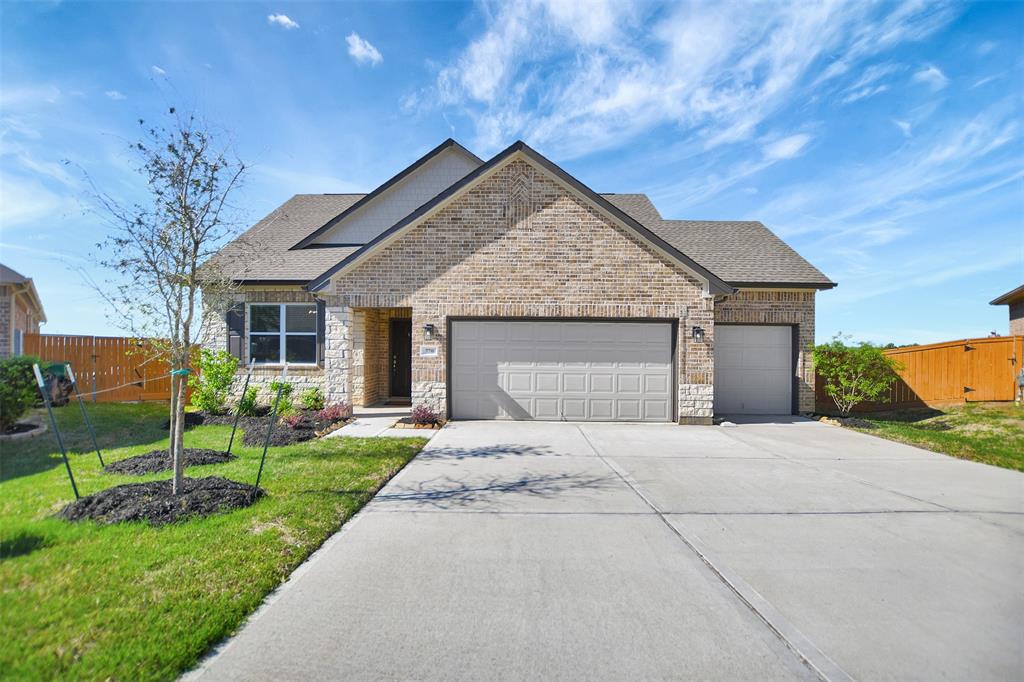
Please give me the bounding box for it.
[389,318,412,398]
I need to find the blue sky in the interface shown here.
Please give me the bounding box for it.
[1,0,1021,343]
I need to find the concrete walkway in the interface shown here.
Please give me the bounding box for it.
[326,405,439,440]
[190,419,1024,681]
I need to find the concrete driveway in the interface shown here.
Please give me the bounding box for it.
[190,419,1024,681]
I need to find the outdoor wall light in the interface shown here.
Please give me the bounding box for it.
[692,326,705,343]
[423,324,436,340]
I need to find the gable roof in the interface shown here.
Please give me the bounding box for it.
[1,263,47,321]
[205,194,365,282]
[308,141,735,295]
[290,139,482,250]
[991,284,1024,306]
[0,264,30,285]
[207,140,835,291]
[601,196,834,289]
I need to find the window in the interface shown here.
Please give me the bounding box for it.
[249,304,317,364]
[13,329,22,356]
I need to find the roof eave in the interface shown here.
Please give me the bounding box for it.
[730,281,838,291]
[990,284,1024,305]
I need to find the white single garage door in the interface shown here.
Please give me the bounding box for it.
[714,325,793,415]
[451,320,673,422]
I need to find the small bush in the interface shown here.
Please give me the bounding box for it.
[300,387,325,411]
[814,334,902,416]
[281,413,304,429]
[188,349,239,414]
[236,386,258,416]
[318,402,351,423]
[410,404,441,426]
[268,380,295,415]
[0,355,41,431]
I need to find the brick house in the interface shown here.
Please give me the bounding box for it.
[990,284,1024,337]
[204,140,835,424]
[0,264,46,358]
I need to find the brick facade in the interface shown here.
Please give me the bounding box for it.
[714,289,817,413]
[1009,301,1024,336]
[200,287,325,403]
[0,284,43,358]
[204,155,824,422]
[326,157,716,422]
[350,307,411,406]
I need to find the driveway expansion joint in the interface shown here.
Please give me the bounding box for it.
[576,425,855,682]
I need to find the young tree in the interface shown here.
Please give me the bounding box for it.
[813,334,902,416]
[91,109,251,494]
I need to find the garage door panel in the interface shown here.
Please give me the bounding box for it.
[714,325,792,415]
[451,320,673,422]
[563,373,587,392]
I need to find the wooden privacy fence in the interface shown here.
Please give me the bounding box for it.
[816,335,1023,412]
[23,334,176,402]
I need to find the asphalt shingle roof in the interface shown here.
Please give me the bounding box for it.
[212,188,832,288]
[207,194,365,281]
[603,194,833,287]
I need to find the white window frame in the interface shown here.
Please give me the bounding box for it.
[248,303,318,366]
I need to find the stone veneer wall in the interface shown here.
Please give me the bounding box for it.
[714,289,816,413]
[327,157,715,423]
[0,286,11,358]
[199,287,325,403]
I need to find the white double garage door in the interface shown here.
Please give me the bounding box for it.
[450,320,794,421]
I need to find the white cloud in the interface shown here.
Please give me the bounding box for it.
[912,64,949,90]
[893,119,912,137]
[0,173,76,228]
[346,32,382,66]
[151,65,166,76]
[977,40,997,56]
[839,62,903,103]
[105,90,126,100]
[267,14,299,30]
[424,1,957,158]
[762,134,812,161]
[971,74,999,89]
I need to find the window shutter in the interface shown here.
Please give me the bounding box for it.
[316,299,326,366]
[226,303,245,360]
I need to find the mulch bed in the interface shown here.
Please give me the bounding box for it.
[58,476,263,526]
[2,422,41,436]
[393,417,444,430]
[103,448,236,475]
[818,415,878,429]
[241,411,352,447]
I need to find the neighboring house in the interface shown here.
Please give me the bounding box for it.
[204,140,835,423]
[990,284,1024,336]
[0,264,46,358]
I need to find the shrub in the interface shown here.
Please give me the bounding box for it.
[0,355,41,431]
[268,380,295,415]
[317,402,351,423]
[813,334,902,416]
[281,413,304,429]
[236,386,258,416]
[300,387,325,411]
[188,349,239,414]
[410,404,441,426]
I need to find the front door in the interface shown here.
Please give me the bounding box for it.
[389,318,412,398]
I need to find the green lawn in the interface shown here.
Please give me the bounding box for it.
[0,402,426,681]
[853,402,1024,472]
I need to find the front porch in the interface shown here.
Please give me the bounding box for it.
[349,307,413,408]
